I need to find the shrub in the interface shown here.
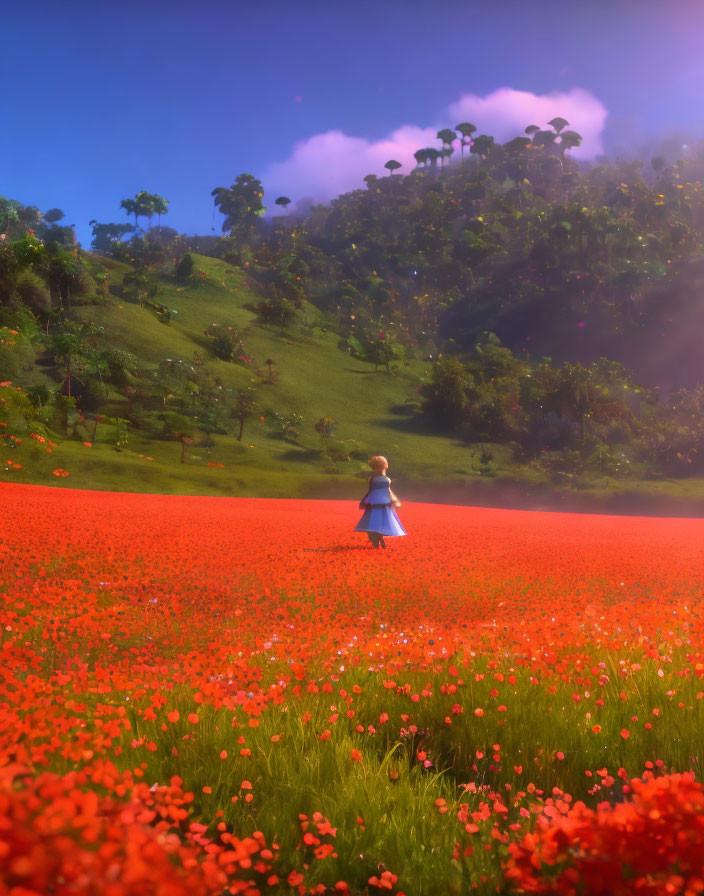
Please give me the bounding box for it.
[175,252,194,282]
[504,772,704,896]
[102,348,138,386]
[203,323,245,362]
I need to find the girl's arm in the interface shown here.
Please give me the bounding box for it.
[389,486,401,506]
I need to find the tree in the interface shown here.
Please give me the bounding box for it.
[43,208,65,225]
[558,130,583,158]
[540,362,592,440]
[42,247,92,315]
[504,136,532,154]
[122,268,152,306]
[275,196,292,210]
[135,191,156,230]
[531,129,557,150]
[46,320,102,399]
[420,357,471,428]
[367,337,401,374]
[155,359,191,409]
[102,348,138,387]
[124,385,141,420]
[11,232,46,270]
[231,388,256,442]
[89,220,135,253]
[130,191,169,231]
[203,322,245,361]
[161,412,195,462]
[17,206,42,230]
[175,252,195,282]
[436,129,458,169]
[151,194,170,230]
[455,122,477,167]
[81,345,111,401]
[154,195,170,229]
[384,160,402,176]
[0,198,21,234]
[315,415,338,452]
[119,191,165,232]
[120,198,141,230]
[277,296,299,334]
[548,117,570,135]
[470,135,495,160]
[274,410,303,442]
[211,174,265,233]
[425,148,441,171]
[413,149,429,169]
[258,296,299,335]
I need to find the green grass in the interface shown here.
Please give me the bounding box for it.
[39,647,704,894]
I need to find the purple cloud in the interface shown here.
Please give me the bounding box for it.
[447,87,607,157]
[264,124,437,211]
[263,87,607,211]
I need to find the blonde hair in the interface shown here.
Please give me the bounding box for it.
[369,455,388,473]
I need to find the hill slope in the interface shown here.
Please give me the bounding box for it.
[3,252,524,502]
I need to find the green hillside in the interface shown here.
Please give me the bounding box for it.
[0,251,517,501]
[4,248,704,515]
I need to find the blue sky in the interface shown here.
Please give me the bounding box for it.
[2,0,704,246]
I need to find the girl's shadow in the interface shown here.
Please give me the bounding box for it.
[302,545,371,553]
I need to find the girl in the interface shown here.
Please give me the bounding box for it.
[354,455,407,548]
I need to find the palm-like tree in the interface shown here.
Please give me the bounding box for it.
[120,198,140,229]
[558,130,583,158]
[135,191,157,230]
[502,137,533,187]
[151,195,170,230]
[413,149,429,169]
[43,208,65,225]
[436,129,457,170]
[531,129,558,150]
[542,117,583,159]
[211,174,265,233]
[384,159,402,176]
[455,122,477,167]
[504,136,532,153]
[275,196,292,210]
[548,117,570,136]
[470,134,495,160]
[425,148,441,172]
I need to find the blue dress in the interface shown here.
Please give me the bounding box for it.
[354,475,407,537]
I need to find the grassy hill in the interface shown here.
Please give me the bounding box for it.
[6,250,704,514]
[1,253,513,498]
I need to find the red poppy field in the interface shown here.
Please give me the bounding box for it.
[2,483,704,895]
